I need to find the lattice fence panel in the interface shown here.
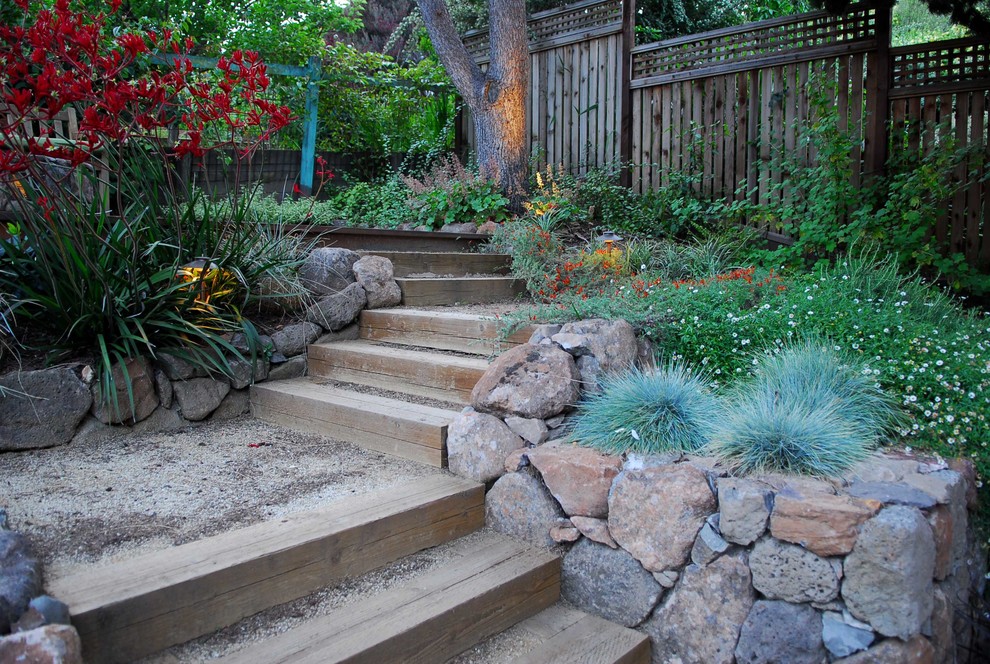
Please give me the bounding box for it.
[631,3,877,82]
[463,0,622,59]
[891,38,990,91]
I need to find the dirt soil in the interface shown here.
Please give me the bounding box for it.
[0,418,443,583]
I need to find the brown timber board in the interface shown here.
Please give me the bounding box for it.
[359,309,533,355]
[250,379,455,466]
[397,277,528,306]
[48,475,484,664]
[512,608,651,664]
[216,537,560,664]
[355,251,511,277]
[307,340,488,403]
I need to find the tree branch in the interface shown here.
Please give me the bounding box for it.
[416,0,487,106]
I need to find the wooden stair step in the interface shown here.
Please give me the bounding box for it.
[250,378,457,466]
[216,536,560,664]
[509,606,651,664]
[397,276,528,306]
[357,251,511,277]
[48,475,484,664]
[359,309,533,355]
[307,339,488,403]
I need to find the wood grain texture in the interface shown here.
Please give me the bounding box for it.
[49,475,484,664]
[396,277,527,306]
[216,537,560,664]
[512,610,651,664]
[307,340,488,403]
[355,251,511,277]
[359,309,533,355]
[250,379,456,465]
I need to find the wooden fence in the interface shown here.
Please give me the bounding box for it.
[460,0,990,271]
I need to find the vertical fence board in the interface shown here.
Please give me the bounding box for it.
[968,91,985,264]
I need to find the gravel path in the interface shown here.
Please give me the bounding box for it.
[1,418,443,582]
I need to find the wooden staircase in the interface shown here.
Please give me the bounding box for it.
[53,248,650,663]
[358,251,527,306]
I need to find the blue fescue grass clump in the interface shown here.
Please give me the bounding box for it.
[708,341,901,476]
[570,361,722,455]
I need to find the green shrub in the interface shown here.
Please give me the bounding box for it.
[1,149,311,411]
[402,156,509,230]
[570,361,722,455]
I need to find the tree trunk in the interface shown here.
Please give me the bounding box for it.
[416,0,530,203]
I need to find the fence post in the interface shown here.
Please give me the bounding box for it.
[619,0,636,187]
[299,55,321,195]
[864,4,892,178]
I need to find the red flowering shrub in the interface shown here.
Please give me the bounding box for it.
[0,0,303,408]
[0,0,291,176]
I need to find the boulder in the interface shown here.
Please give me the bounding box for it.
[947,458,978,510]
[643,553,755,664]
[0,625,83,663]
[718,477,773,546]
[504,416,549,446]
[526,444,622,518]
[549,521,580,543]
[156,352,200,380]
[0,367,92,450]
[172,378,230,422]
[305,282,367,331]
[735,600,826,664]
[12,596,71,632]
[550,319,638,392]
[750,537,840,604]
[271,322,322,358]
[929,586,955,664]
[210,389,251,420]
[91,357,158,425]
[352,256,402,309]
[569,516,618,548]
[486,472,565,548]
[770,490,880,557]
[561,539,664,627]
[315,323,361,345]
[608,464,716,573]
[842,506,935,640]
[845,481,937,509]
[438,222,477,234]
[266,356,307,382]
[927,505,954,581]
[833,636,935,664]
[470,343,581,420]
[690,521,730,566]
[843,455,919,483]
[477,220,499,234]
[901,469,964,505]
[822,611,875,658]
[447,408,525,483]
[298,247,360,295]
[528,324,562,345]
[153,370,173,410]
[228,357,269,390]
[0,531,42,633]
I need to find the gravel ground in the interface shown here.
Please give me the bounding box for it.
[0,418,443,582]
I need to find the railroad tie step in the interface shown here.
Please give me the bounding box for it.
[47,475,484,664]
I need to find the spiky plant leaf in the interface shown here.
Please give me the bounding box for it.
[709,341,900,477]
[570,361,722,455]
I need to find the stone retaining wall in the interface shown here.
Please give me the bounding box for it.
[0,248,399,452]
[450,319,987,663]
